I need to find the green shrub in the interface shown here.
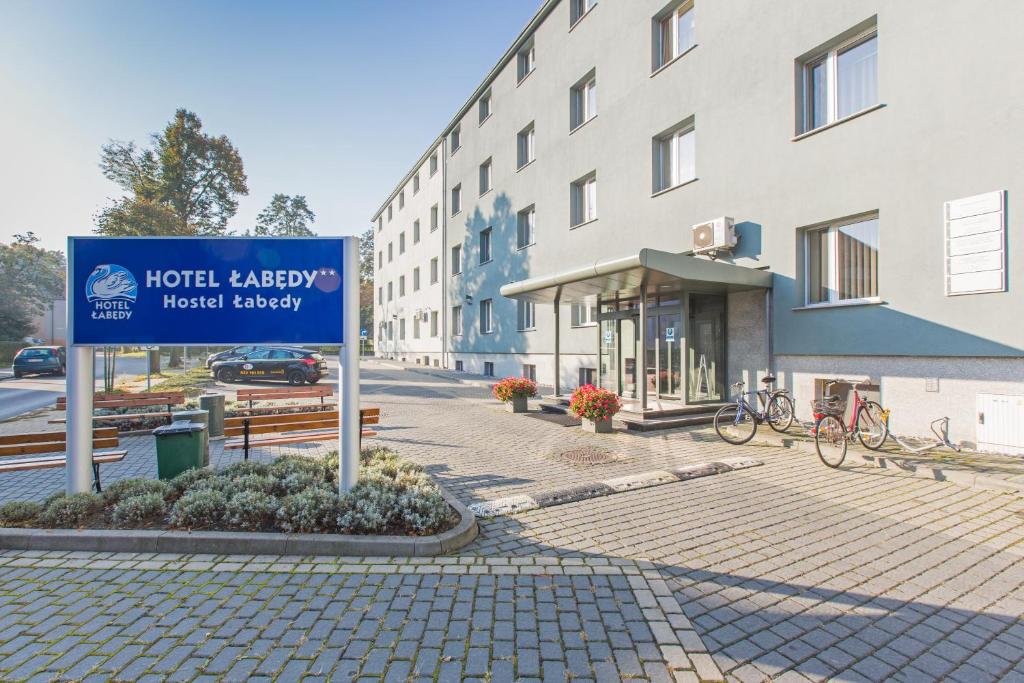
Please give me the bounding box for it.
[396,489,451,534]
[337,480,401,534]
[232,474,279,496]
[222,461,270,479]
[190,475,238,497]
[278,471,324,496]
[39,493,103,528]
[168,489,227,529]
[111,493,165,526]
[104,478,170,505]
[270,455,329,481]
[0,500,42,527]
[225,491,279,531]
[170,467,214,494]
[277,487,340,533]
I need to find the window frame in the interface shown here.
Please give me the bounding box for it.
[479,299,493,334]
[430,204,439,231]
[653,0,696,72]
[451,245,462,276]
[413,219,421,244]
[570,0,597,27]
[570,72,597,131]
[517,205,536,249]
[413,173,420,194]
[399,231,405,254]
[479,227,492,265]
[398,190,405,210]
[451,305,463,336]
[570,303,599,328]
[517,300,536,331]
[451,184,462,216]
[517,41,536,83]
[800,27,878,134]
[450,126,461,155]
[478,90,492,125]
[413,266,420,292]
[570,173,598,227]
[398,275,405,297]
[517,123,536,169]
[479,158,492,196]
[429,153,439,176]
[430,257,439,284]
[801,213,880,308]
[653,119,696,193]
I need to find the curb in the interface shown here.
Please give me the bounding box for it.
[748,435,1024,497]
[468,457,762,518]
[0,485,477,557]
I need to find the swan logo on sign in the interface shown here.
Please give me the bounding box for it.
[85,264,138,320]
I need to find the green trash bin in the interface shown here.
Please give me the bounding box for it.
[173,409,210,466]
[154,421,207,480]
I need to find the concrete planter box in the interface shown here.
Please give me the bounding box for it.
[582,416,613,433]
[505,396,529,413]
[0,485,477,557]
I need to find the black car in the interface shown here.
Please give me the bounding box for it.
[210,347,327,385]
[206,345,262,368]
[13,346,66,378]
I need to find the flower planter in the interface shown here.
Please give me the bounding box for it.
[582,416,613,433]
[506,396,529,413]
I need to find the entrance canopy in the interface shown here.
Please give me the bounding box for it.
[498,249,772,303]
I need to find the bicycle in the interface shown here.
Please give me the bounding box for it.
[813,379,889,467]
[713,375,795,445]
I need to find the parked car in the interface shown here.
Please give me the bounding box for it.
[210,347,326,385]
[13,346,66,378]
[205,345,262,368]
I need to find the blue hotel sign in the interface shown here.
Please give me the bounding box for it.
[69,237,346,345]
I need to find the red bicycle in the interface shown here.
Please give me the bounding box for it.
[813,379,889,467]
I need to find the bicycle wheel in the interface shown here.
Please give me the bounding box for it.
[767,393,794,433]
[856,401,889,450]
[815,414,848,467]
[714,403,758,445]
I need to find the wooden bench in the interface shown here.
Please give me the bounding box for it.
[52,391,186,426]
[0,428,128,491]
[224,407,380,460]
[236,385,334,409]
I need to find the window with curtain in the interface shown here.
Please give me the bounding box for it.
[804,215,879,305]
[801,29,877,132]
[654,1,695,71]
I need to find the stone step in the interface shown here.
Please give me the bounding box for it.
[619,413,718,432]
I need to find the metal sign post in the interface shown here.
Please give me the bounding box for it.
[67,236,355,495]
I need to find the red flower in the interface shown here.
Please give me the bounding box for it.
[568,384,622,421]
[492,376,538,402]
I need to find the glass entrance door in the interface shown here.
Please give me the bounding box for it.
[657,313,682,396]
[688,294,725,402]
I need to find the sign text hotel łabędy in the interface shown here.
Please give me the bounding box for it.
[69,237,345,345]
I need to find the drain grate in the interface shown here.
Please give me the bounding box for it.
[558,447,615,466]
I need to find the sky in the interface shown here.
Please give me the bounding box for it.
[0,0,542,253]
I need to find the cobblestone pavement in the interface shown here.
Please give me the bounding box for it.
[1,362,1022,681]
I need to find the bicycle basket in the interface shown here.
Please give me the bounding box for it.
[811,397,846,415]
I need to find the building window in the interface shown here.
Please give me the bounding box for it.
[452,306,463,336]
[451,184,462,215]
[399,231,406,254]
[517,206,536,249]
[517,40,536,82]
[450,126,461,154]
[429,153,439,176]
[480,299,493,334]
[483,361,495,377]
[522,364,537,382]
[479,228,492,264]
[387,204,393,221]
[517,300,536,331]
[413,315,421,339]
[579,367,596,387]
[517,123,535,169]
[570,173,597,226]
[377,286,382,304]
[413,173,420,194]
[803,214,879,306]
[571,303,598,327]
[570,72,597,130]
[455,360,464,372]
[413,267,420,291]
[653,119,696,192]
[378,251,383,269]
[430,257,439,284]
[399,190,405,210]
[377,217,383,232]
[387,281,393,302]
[430,311,439,337]
[388,242,393,262]
[479,90,492,124]
[399,275,406,297]
[800,26,878,133]
[431,204,439,231]
[654,1,695,71]
[387,321,393,341]
[479,159,492,195]
[451,245,462,275]
[397,318,405,340]
[413,219,421,244]
[570,0,597,26]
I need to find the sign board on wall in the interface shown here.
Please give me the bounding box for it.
[69,237,346,345]
[944,191,1006,296]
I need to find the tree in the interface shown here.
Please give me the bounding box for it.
[96,109,248,236]
[359,228,374,340]
[0,233,66,341]
[254,194,316,236]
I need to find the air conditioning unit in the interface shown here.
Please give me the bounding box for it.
[692,217,737,256]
